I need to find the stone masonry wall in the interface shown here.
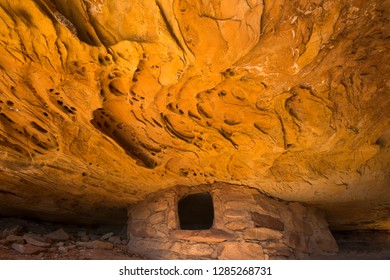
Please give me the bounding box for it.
[127,183,338,259]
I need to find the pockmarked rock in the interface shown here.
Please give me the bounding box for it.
[0,0,388,235]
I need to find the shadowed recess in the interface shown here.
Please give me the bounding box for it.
[178,192,214,230]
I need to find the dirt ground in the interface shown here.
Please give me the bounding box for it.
[0,217,143,260]
[0,217,389,260]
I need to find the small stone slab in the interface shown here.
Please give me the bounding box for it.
[263,243,292,257]
[101,232,114,240]
[149,212,165,224]
[287,232,312,252]
[6,235,24,244]
[76,240,113,250]
[226,221,249,230]
[170,242,214,257]
[251,212,285,231]
[23,234,51,247]
[45,229,70,241]
[11,243,47,255]
[243,228,283,241]
[108,235,122,245]
[91,240,114,250]
[218,242,265,260]
[223,210,248,218]
[170,229,235,243]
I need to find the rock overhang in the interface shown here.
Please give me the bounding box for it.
[0,0,388,230]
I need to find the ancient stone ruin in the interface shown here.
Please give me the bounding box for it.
[128,183,338,259]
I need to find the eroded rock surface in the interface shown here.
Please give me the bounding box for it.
[0,0,389,230]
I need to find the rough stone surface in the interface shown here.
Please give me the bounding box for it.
[23,234,51,247]
[263,243,293,258]
[218,242,265,260]
[251,212,285,231]
[3,226,23,236]
[76,240,113,250]
[45,229,70,241]
[11,243,48,255]
[101,232,114,240]
[76,240,114,250]
[130,222,157,238]
[91,240,114,250]
[243,228,283,241]
[0,218,387,260]
[128,184,338,259]
[224,210,249,218]
[170,229,235,243]
[5,235,24,244]
[0,217,141,259]
[108,236,122,245]
[0,0,388,232]
[287,232,313,253]
[225,221,251,231]
[149,212,166,225]
[170,242,214,258]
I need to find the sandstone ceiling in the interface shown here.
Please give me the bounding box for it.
[0,0,389,230]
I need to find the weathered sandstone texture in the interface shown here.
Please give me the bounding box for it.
[0,0,389,230]
[128,183,338,259]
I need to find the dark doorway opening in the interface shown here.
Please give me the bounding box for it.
[178,192,214,230]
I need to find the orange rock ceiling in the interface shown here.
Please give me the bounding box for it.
[0,0,389,230]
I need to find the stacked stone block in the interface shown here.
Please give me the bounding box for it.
[128,183,338,259]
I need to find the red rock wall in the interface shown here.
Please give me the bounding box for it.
[0,0,388,231]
